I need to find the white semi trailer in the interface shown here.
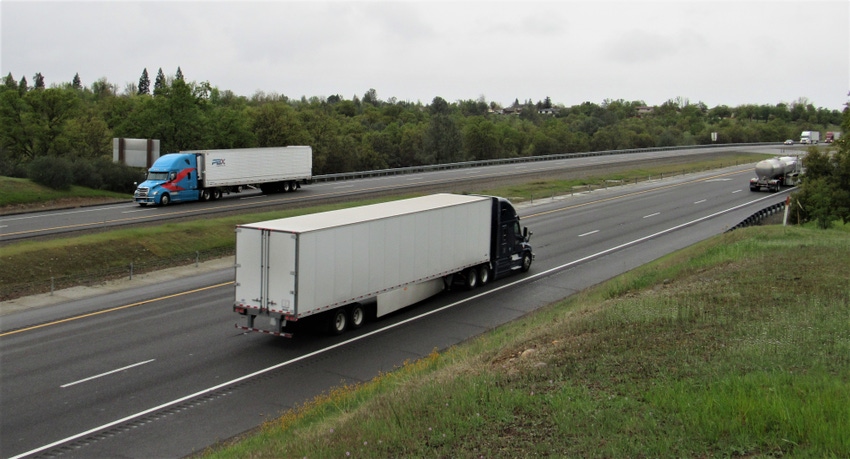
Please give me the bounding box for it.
[233,193,534,337]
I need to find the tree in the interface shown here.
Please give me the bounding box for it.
[72,73,82,90]
[175,67,184,81]
[153,68,166,95]
[422,97,463,164]
[18,76,28,93]
[138,68,150,95]
[33,73,45,89]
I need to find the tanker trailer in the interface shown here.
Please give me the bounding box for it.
[749,156,801,192]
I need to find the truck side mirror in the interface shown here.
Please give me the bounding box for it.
[523,227,531,242]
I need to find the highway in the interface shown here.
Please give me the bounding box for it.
[0,145,769,243]
[0,154,792,458]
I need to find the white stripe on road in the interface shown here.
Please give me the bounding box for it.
[61,359,156,388]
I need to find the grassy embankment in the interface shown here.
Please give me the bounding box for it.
[197,223,849,458]
[0,176,129,208]
[0,153,768,299]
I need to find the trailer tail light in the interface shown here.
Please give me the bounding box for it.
[234,306,246,314]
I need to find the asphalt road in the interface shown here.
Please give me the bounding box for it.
[0,160,792,458]
[0,145,777,243]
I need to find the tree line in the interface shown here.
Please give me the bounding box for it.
[1,68,847,224]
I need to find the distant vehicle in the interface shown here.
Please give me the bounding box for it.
[749,156,802,192]
[800,131,820,145]
[825,131,841,143]
[784,139,794,145]
[133,146,312,206]
[233,193,534,337]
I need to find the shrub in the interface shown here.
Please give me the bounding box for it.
[27,155,73,190]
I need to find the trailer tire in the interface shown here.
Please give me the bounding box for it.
[521,253,532,272]
[349,304,365,329]
[478,265,490,286]
[465,267,479,290]
[329,308,348,335]
[282,181,291,192]
[211,188,223,200]
[199,189,211,201]
[160,193,170,206]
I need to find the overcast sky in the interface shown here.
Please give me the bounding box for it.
[2,0,848,110]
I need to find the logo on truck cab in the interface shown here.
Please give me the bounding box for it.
[211,158,226,166]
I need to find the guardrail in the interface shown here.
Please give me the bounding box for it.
[310,142,785,183]
[727,201,788,232]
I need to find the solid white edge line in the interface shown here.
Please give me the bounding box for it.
[8,191,789,459]
[61,360,156,388]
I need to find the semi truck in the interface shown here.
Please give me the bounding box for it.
[233,193,534,338]
[133,146,312,206]
[749,156,802,192]
[825,131,841,143]
[800,131,820,144]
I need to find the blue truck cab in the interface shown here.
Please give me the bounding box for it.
[134,153,200,206]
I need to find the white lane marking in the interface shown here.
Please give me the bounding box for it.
[10,192,788,459]
[578,230,599,237]
[61,359,156,388]
[694,199,707,204]
[643,212,660,219]
[239,195,265,200]
[732,190,742,194]
[334,185,354,189]
[706,178,732,182]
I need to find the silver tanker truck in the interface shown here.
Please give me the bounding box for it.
[749,156,802,192]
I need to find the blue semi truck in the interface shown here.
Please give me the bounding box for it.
[134,146,312,206]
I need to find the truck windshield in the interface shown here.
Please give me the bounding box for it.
[147,171,169,181]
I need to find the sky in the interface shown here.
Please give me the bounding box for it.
[2,0,848,110]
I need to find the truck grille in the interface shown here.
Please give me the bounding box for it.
[136,187,150,198]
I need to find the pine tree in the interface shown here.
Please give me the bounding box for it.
[34,72,45,89]
[175,66,184,81]
[153,68,166,95]
[18,76,28,93]
[72,73,82,89]
[138,68,150,95]
[3,73,16,89]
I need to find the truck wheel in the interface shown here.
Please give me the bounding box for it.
[478,265,490,286]
[349,304,365,329]
[199,189,211,201]
[329,308,348,335]
[521,253,532,272]
[211,188,223,200]
[465,267,478,290]
[282,181,292,192]
[160,194,170,206]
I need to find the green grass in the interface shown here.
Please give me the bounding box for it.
[0,176,129,207]
[199,225,850,458]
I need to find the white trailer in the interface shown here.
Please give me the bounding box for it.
[233,193,534,337]
[192,146,312,190]
[800,131,820,144]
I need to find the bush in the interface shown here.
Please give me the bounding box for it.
[27,155,73,190]
[70,159,104,190]
[95,158,145,193]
